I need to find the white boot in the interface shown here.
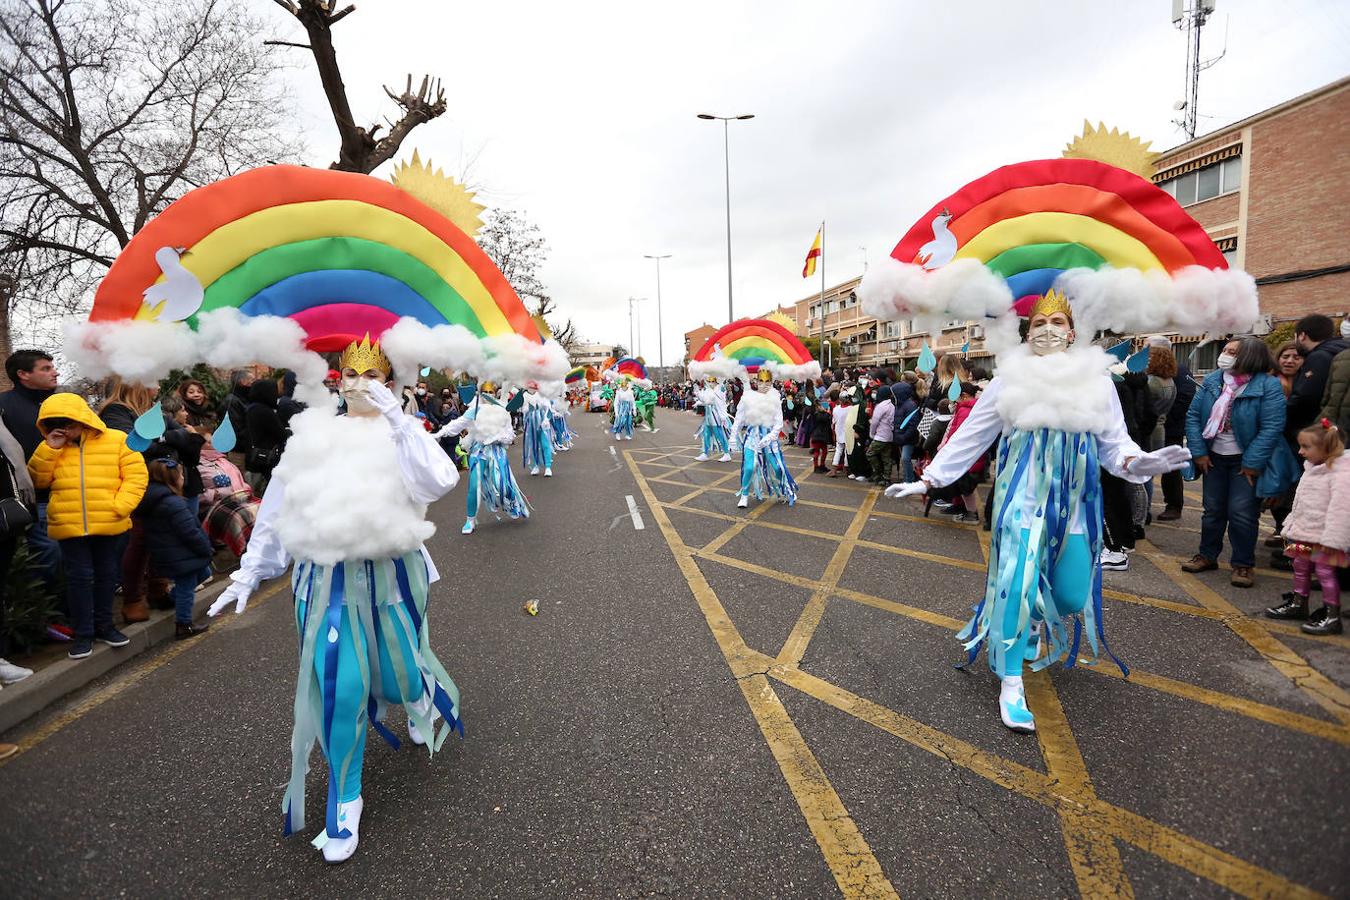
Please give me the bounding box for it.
[544,467,552,477]
[461,517,476,534]
[695,453,709,462]
[998,675,1036,733]
[407,693,438,747]
[718,452,732,462]
[318,795,363,864]
[0,658,33,684]
[737,494,749,509]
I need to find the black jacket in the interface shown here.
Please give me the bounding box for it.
[221,386,252,455]
[891,383,920,447]
[809,408,833,443]
[135,482,213,579]
[1287,337,1350,441]
[0,383,55,500]
[1164,364,1197,442]
[148,423,206,497]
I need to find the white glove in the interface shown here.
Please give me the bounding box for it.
[364,379,404,423]
[1127,445,1191,477]
[884,481,928,500]
[756,436,774,451]
[208,581,254,617]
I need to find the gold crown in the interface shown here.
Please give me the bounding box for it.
[1029,289,1073,321]
[757,368,773,382]
[338,333,391,376]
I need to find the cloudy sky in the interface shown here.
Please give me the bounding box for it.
[276,0,1348,364]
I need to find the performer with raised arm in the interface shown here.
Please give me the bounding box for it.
[693,376,733,462]
[207,335,463,863]
[884,293,1189,732]
[437,380,529,534]
[731,367,799,509]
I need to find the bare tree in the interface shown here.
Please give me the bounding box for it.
[0,0,298,348]
[270,0,445,174]
[476,207,575,349]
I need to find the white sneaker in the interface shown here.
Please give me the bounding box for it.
[461,517,476,534]
[544,467,552,477]
[695,453,709,462]
[1100,549,1129,571]
[0,659,33,685]
[998,676,1036,733]
[319,795,363,864]
[407,695,438,746]
[530,466,540,476]
[737,495,749,509]
[718,453,732,462]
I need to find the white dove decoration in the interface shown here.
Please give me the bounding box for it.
[137,246,203,321]
[916,209,957,270]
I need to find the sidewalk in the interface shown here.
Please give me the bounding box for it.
[0,579,230,736]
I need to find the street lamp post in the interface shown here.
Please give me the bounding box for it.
[643,253,671,369]
[626,297,645,358]
[697,113,754,323]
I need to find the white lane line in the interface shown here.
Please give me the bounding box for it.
[625,494,645,530]
[609,445,617,458]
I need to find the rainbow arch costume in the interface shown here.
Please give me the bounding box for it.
[862,154,1257,734]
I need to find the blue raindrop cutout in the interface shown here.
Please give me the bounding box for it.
[126,431,152,452]
[132,404,166,440]
[213,412,236,453]
[947,377,961,402]
[1125,348,1150,373]
[1105,340,1131,362]
[917,341,937,374]
[420,366,431,377]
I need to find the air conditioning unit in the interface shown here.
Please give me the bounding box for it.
[969,324,985,340]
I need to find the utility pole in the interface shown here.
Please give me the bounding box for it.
[1171,0,1225,141]
[644,254,671,369]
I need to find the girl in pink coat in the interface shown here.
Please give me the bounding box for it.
[1265,419,1349,634]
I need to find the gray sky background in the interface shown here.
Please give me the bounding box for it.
[276,0,1349,364]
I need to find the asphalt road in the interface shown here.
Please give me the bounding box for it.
[2,410,1348,899]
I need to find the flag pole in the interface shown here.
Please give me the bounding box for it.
[818,220,826,371]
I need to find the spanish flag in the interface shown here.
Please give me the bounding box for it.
[802,227,822,278]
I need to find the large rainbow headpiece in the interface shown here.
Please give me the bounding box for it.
[690,319,820,381]
[860,157,1257,346]
[891,158,1227,311]
[89,165,541,351]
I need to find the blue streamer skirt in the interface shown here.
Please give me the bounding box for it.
[470,443,530,520]
[284,552,463,840]
[523,407,555,468]
[957,427,1128,679]
[739,425,798,505]
[697,416,730,454]
[613,401,635,437]
[549,410,574,449]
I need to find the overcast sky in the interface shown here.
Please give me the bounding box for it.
[276,0,1348,364]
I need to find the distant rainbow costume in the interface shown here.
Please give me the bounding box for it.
[442,391,530,533]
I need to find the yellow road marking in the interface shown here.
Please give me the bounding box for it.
[1024,673,1135,899]
[778,494,877,667]
[772,665,1323,900]
[624,451,899,898]
[1136,542,1350,727]
[0,579,289,766]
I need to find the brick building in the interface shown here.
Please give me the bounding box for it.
[682,323,717,362]
[1152,76,1350,324]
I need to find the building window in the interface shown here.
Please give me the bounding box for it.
[1159,154,1241,207]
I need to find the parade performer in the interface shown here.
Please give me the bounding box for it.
[637,380,659,433]
[693,377,732,462]
[520,382,555,476]
[208,335,463,863]
[731,368,798,509]
[884,293,1190,732]
[438,381,530,534]
[549,392,575,451]
[611,376,637,440]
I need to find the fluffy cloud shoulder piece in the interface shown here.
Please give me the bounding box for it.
[1055,265,1259,337]
[992,344,1118,434]
[63,320,198,385]
[687,355,745,382]
[765,360,822,383]
[859,257,1014,335]
[380,319,485,385]
[736,388,782,428]
[272,409,435,566]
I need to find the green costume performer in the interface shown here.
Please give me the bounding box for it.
[637,384,658,432]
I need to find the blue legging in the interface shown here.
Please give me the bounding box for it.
[295,592,423,803]
[701,422,729,455]
[1001,531,1092,676]
[466,459,480,519]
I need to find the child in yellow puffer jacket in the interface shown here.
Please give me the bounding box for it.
[27,393,148,660]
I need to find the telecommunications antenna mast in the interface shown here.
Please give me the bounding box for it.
[1171,0,1227,140]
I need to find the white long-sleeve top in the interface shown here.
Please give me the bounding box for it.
[229,408,459,590]
[732,387,785,447]
[441,397,515,447]
[695,385,729,426]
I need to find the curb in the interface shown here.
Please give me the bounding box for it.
[0,579,231,736]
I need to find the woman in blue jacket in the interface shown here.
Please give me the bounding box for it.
[1183,337,1301,587]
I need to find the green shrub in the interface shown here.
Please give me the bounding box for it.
[3,541,64,654]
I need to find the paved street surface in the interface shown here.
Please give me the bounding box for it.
[3,411,1348,898]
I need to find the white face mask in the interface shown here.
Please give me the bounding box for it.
[415,387,426,396]
[1342,318,1350,339]
[340,373,382,414]
[1028,323,1071,356]
[1216,352,1237,371]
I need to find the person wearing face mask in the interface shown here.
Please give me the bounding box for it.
[1182,337,1301,587]
[207,334,464,864]
[692,376,733,462]
[435,380,529,534]
[730,368,799,509]
[884,290,1191,734]
[611,376,637,441]
[519,381,555,477]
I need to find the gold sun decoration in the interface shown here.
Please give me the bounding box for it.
[390,149,487,236]
[1061,121,1159,179]
[766,309,801,335]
